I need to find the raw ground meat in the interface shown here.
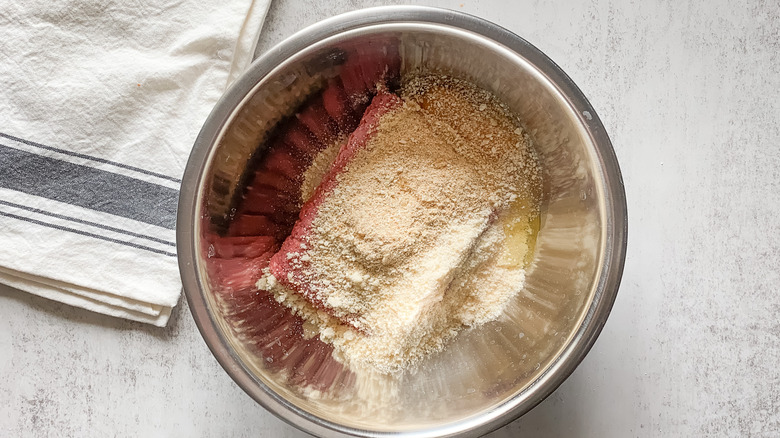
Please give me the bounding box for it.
[268,92,404,324]
[225,47,401,241]
[199,43,400,389]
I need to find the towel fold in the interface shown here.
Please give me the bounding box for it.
[0,0,271,326]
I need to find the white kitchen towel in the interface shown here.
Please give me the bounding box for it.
[0,0,272,326]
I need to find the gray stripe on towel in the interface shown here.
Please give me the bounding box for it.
[0,144,178,230]
[0,210,177,257]
[0,131,182,184]
[0,199,175,247]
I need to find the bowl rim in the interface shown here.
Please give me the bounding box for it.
[177,5,628,437]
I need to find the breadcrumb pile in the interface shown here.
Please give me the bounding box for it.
[257,75,542,373]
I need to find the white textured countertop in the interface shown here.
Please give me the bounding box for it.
[2,0,779,436]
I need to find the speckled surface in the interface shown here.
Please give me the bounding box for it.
[2,0,780,436]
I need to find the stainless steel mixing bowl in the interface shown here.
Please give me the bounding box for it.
[177,6,627,437]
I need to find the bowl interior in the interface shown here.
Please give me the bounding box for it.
[190,21,610,436]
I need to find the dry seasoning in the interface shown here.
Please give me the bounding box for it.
[257,74,542,374]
